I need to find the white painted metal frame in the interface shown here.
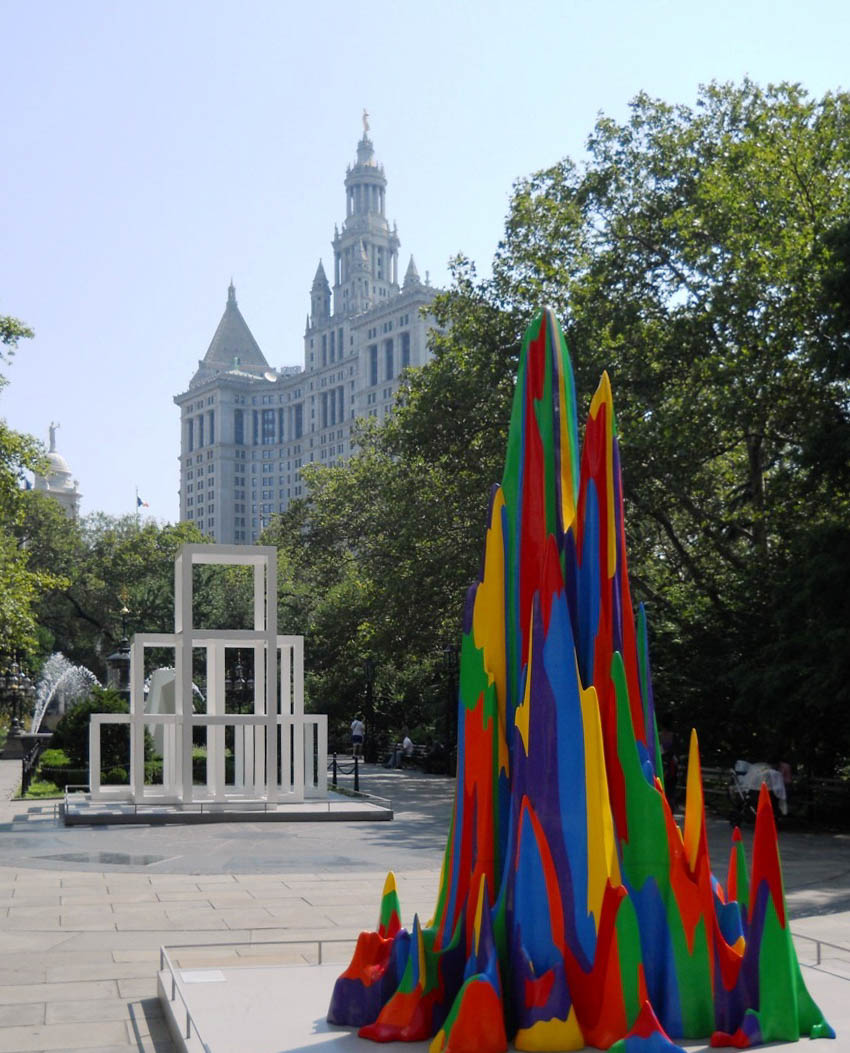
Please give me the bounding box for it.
[88,544,326,806]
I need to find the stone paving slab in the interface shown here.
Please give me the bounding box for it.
[44,1000,159,1025]
[0,1006,44,1028]
[0,980,118,1007]
[0,1021,130,1052]
[0,758,849,1052]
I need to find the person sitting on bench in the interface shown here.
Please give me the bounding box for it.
[385,731,415,768]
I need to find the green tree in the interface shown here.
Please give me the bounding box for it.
[271,80,850,772]
[0,314,67,660]
[491,80,850,767]
[29,513,205,677]
[264,447,458,746]
[48,686,154,781]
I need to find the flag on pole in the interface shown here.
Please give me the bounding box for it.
[137,496,149,508]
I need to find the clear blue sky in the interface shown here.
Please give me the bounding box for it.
[2,0,848,521]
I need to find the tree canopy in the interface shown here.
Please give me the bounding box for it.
[20,507,206,678]
[268,80,850,772]
[491,79,850,769]
[0,314,65,659]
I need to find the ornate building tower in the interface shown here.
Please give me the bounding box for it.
[176,116,439,543]
[330,113,401,318]
[33,422,82,518]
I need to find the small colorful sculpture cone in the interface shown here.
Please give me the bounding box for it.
[328,308,833,1049]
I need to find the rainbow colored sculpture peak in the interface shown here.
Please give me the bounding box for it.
[328,309,834,1050]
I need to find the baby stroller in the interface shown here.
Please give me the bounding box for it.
[727,761,759,826]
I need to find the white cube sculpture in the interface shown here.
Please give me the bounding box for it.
[88,544,327,806]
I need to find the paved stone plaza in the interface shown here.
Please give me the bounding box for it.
[0,758,848,1052]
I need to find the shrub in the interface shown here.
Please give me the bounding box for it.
[49,686,153,771]
[37,766,88,790]
[145,759,164,784]
[38,748,71,769]
[190,747,235,785]
[25,779,62,798]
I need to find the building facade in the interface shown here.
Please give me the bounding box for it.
[32,422,82,518]
[174,125,439,543]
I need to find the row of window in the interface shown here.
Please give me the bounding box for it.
[186,411,215,452]
[234,406,305,446]
[240,390,303,406]
[320,386,345,429]
[367,333,410,386]
[319,368,349,387]
[185,451,214,465]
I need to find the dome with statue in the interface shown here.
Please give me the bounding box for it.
[33,422,82,518]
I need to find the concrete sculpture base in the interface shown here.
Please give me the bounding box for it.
[157,956,848,1053]
[63,790,392,825]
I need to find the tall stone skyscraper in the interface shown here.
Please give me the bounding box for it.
[174,120,438,543]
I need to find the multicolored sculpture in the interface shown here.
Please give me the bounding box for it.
[328,308,834,1050]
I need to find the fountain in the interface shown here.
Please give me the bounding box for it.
[31,653,100,735]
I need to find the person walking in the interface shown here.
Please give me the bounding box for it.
[350,714,365,758]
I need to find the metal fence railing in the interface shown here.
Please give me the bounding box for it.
[792,931,850,978]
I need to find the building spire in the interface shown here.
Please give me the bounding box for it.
[356,110,375,166]
[403,255,422,289]
[199,282,269,374]
[332,113,399,318]
[310,260,331,327]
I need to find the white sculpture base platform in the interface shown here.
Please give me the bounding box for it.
[159,962,426,1053]
[65,790,391,826]
[158,952,850,1053]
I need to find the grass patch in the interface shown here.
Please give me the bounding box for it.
[23,779,62,799]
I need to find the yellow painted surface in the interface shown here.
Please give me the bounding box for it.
[589,371,616,576]
[550,311,577,533]
[472,486,510,776]
[683,728,704,872]
[472,874,487,957]
[580,676,621,923]
[514,623,534,756]
[428,1028,447,1053]
[514,1007,585,1051]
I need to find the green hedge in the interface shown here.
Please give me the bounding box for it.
[39,746,131,789]
[39,746,236,788]
[49,686,154,770]
[39,766,89,789]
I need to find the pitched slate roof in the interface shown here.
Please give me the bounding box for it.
[202,282,269,371]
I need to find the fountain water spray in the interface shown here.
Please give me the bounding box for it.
[31,653,100,735]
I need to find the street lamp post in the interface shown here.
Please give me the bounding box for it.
[224,651,254,713]
[0,657,37,759]
[0,657,36,739]
[106,602,132,702]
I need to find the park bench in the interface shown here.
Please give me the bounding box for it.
[398,744,429,768]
